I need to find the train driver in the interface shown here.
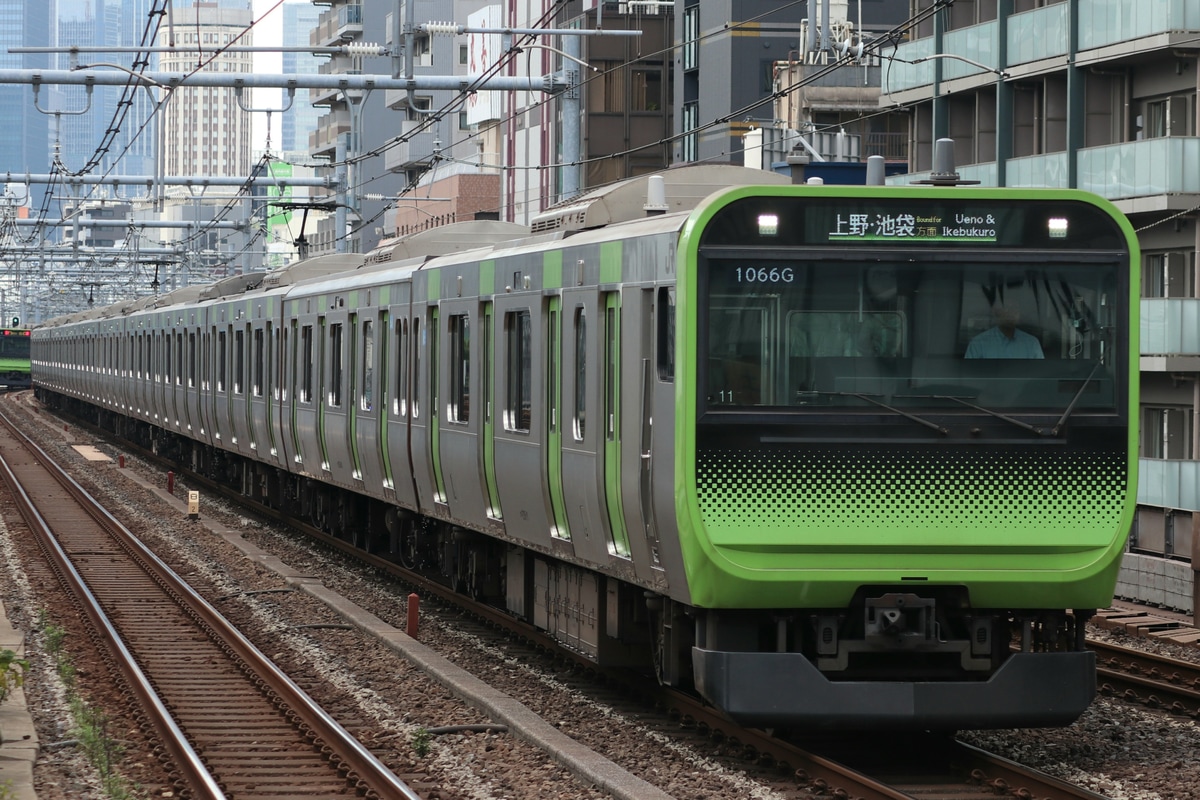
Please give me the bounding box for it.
[964,304,1044,359]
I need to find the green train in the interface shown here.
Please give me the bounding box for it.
[32,166,1139,729]
[0,327,31,390]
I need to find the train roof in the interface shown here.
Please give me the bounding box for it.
[260,254,363,291]
[364,220,528,266]
[529,164,791,234]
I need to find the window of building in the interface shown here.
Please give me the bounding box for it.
[682,102,698,163]
[683,7,699,70]
[1144,251,1196,298]
[1142,406,1192,460]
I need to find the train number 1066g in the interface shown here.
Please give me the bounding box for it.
[735,266,795,284]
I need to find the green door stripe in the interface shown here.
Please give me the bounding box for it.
[547,296,570,540]
[604,292,630,557]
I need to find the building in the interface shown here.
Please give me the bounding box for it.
[280,2,322,154]
[0,0,50,205]
[674,0,907,167]
[882,0,1200,615]
[156,0,256,277]
[157,1,254,179]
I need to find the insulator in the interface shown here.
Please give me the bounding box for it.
[424,21,459,35]
[344,42,382,56]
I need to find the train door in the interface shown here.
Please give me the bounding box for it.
[491,294,553,549]
[480,301,502,520]
[229,322,253,456]
[214,324,231,446]
[263,321,280,460]
[316,314,334,474]
[408,307,442,516]
[545,296,570,541]
[351,310,390,493]
[601,291,632,559]
[623,287,663,581]
[558,290,609,565]
[385,294,418,510]
[438,300,492,528]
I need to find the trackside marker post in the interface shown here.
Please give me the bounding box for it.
[167,471,174,494]
[407,593,419,639]
[187,491,199,520]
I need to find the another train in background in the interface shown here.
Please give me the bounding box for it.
[31,165,1140,730]
[0,327,32,390]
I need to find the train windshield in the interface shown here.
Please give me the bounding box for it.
[701,257,1121,415]
[0,331,30,360]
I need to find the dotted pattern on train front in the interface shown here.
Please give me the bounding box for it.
[696,445,1127,531]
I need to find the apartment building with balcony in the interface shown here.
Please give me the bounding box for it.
[884,0,1200,615]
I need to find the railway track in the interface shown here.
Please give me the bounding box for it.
[1091,637,1200,718]
[0,404,422,799]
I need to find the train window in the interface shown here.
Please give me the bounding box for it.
[253,328,264,397]
[188,334,196,388]
[657,287,675,382]
[163,332,171,384]
[412,317,421,419]
[574,308,586,441]
[329,323,344,408]
[234,329,245,396]
[448,314,469,424]
[175,334,184,386]
[547,307,558,433]
[605,303,618,440]
[300,325,313,403]
[429,311,439,419]
[505,310,532,433]
[361,319,374,412]
[217,330,227,393]
[398,319,407,416]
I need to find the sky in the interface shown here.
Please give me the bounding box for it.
[250,0,283,154]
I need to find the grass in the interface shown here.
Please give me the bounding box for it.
[37,612,137,800]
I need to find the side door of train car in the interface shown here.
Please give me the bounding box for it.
[319,294,354,490]
[168,317,187,434]
[207,306,233,450]
[349,287,392,502]
[615,285,666,582]
[228,309,256,459]
[247,297,285,468]
[557,286,610,565]
[436,288,495,531]
[407,276,444,518]
[182,308,204,441]
[383,281,417,511]
[288,294,326,479]
[490,279,554,550]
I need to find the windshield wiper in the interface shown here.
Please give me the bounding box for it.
[897,394,1046,436]
[1051,360,1104,436]
[823,391,948,435]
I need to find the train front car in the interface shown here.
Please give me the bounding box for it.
[678,186,1138,730]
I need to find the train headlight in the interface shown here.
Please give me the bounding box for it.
[757,213,779,236]
[1048,217,1068,238]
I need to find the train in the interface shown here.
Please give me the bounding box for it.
[31,165,1139,730]
[0,327,32,390]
